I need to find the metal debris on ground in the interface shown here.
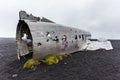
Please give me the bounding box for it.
[12,74,18,78]
[82,39,113,51]
[64,62,67,65]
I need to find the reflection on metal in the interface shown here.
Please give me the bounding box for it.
[16,11,91,60]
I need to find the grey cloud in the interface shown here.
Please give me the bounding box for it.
[0,0,120,39]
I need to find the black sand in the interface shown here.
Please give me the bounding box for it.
[0,38,120,80]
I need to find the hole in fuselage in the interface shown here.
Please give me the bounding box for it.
[19,22,33,59]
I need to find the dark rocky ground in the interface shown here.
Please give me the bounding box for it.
[0,38,120,80]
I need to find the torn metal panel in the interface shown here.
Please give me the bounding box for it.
[19,11,40,21]
[85,40,113,51]
[19,10,55,23]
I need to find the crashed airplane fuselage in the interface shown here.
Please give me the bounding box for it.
[16,11,91,60]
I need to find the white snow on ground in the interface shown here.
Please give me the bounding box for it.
[82,40,113,51]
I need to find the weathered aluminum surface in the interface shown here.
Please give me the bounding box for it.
[16,11,91,60]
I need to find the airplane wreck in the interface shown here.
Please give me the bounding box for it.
[16,11,113,60]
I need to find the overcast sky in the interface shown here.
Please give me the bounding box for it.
[0,0,120,39]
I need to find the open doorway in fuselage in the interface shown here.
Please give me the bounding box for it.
[19,22,33,59]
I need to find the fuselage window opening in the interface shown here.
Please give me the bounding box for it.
[79,35,81,39]
[75,35,78,40]
[82,34,84,40]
